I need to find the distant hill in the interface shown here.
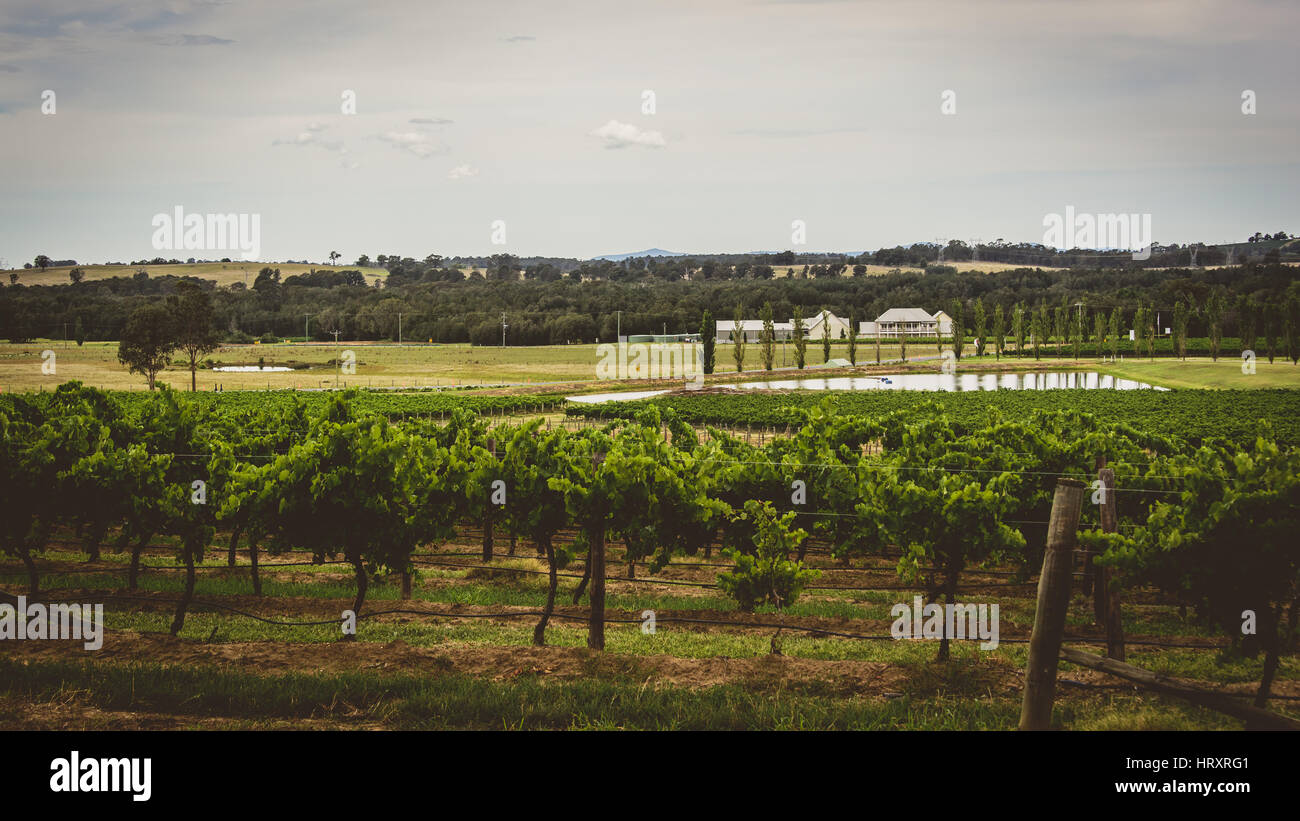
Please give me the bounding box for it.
[592,248,686,262]
[0,262,389,289]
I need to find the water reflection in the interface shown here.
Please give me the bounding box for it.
[567,371,1168,403]
[734,372,1167,392]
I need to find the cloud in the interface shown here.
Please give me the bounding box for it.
[447,164,479,180]
[152,33,234,46]
[504,35,534,42]
[274,123,344,152]
[410,117,453,125]
[0,64,19,72]
[589,120,666,149]
[732,127,868,138]
[377,130,446,157]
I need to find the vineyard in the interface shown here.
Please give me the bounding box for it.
[1,382,1298,730]
[567,388,1300,447]
[0,381,1289,727]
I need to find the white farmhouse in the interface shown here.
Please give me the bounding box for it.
[858,308,953,338]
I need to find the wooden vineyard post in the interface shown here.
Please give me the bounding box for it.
[589,451,606,651]
[1019,477,1085,731]
[482,437,495,563]
[1097,466,1125,661]
[1086,457,1104,606]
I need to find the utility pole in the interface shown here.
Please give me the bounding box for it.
[616,310,622,342]
[501,312,507,347]
[398,313,402,345]
[330,329,341,389]
[304,313,311,342]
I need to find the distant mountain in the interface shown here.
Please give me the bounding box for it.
[592,248,686,261]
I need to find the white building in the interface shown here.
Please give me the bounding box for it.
[716,310,851,343]
[858,308,953,339]
[805,311,853,341]
[717,319,793,343]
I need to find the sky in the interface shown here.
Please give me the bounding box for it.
[1,0,1298,265]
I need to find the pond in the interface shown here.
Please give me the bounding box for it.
[567,371,1167,403]
[734,372,1168,392]
[212,365,293,373]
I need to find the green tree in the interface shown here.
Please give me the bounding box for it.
[992,302,1005,360]
[1172,298,1191,361]
[731,305,746,373]
[1143,302,1157,361]
[820,310,832,363]
[1263,299,1278,364]
[1204,288,1227,362]
[1053,303,1067,359]
[1132,305,1147,358]
[1239,296,1258,356]
[1108,307,1120,360]
[170,282,220,392]
[847,311,858,365]
[118,303,177,390]
[1285,292,1300,365]
[717,500,819,612]
[949,300,965,360]
[1012,302,1026,357]
[973,298,987,357]
[792,306,807,369]
[1033,303,1047,360]
[759,303,775,371]
[74,316,85,346]
[700,310,716,375]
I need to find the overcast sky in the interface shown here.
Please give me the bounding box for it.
[1,0,1297,264]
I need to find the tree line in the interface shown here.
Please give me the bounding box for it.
[3,259,1299,352]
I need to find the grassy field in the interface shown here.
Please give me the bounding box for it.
[768,261,1050,277]
[1095,357,1300,389]
[0,340,952,392]
[1,262,389,289]
[2,535,1293,730]
[5,339,1299,394]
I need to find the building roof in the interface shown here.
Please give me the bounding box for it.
[720,320,793,331]
[876,307,936,323]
